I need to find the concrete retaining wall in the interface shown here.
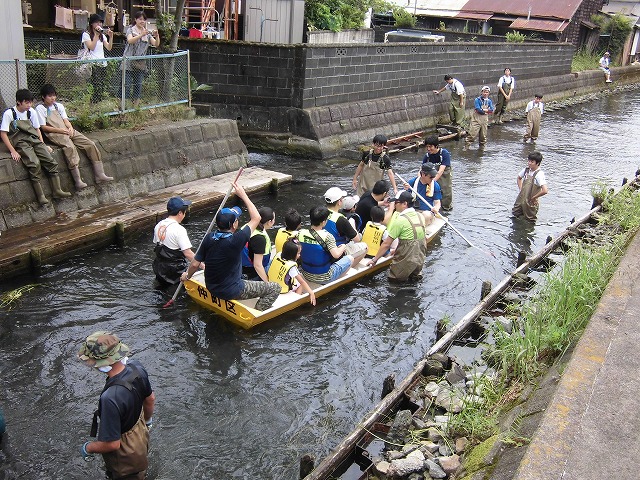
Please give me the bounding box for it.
[186,38,574,139]
[308,65,640,157]
[0,118,248,232]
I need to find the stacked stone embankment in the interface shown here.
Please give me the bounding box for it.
[0,118,247,231]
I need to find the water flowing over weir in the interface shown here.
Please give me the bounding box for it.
[1,89,639,479]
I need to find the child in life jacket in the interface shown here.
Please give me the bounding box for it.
[362,205,398,257]
[268,238,316,305]
[274,208,301,253]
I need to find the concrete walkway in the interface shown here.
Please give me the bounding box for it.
[0,167,290,280]
[514,229,640,480]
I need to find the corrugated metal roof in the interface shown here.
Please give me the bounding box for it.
[460,0,583,21]
[509,17,569,32]
[411,0,469,18]
[455,12,492,20]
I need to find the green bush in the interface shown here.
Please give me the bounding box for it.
[392,7,416,28]
[505,31,526,43]
[591,13,633,61]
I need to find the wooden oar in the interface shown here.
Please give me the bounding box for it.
[162,167,244,308]
[395,172,494,257]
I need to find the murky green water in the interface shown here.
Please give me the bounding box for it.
[1,89,639,479]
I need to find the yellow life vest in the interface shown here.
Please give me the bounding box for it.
[267,254,299,293]
[362,222,386,256]
[274,228,295,253]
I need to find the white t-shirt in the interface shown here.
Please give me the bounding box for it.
[153,218,192,251]
[519,167,547,187]
[35,102,68,126]
[0,107,41,132]
[446,79,465,95]
[525,101,544,115]
[498,75,515,90]
[81,31,107,66]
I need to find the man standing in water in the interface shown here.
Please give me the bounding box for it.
[181,181,280,311]
[78,331,155,480]
[523,94,544,142]
[433,75,466,126]
[368,191,428,282]
[512,151,549,222]
[153,196,198,286]
[466,86,494,148]
[422,135,453,211]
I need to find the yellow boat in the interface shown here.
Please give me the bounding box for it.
[184,216,446,329]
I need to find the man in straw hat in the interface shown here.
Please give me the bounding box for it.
[78,331,155,479]
[465,85,494,148]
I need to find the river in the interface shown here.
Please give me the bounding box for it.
[0,89,638,479]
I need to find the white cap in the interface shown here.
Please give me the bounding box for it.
[481,85,490,92]
[324,187,348,204]
[342,195,360,210]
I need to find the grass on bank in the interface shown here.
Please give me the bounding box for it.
[572,50,604,72]
[448,182,640,443]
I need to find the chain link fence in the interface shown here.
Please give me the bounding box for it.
[0,38,190,119]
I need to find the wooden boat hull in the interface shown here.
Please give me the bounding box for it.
[184,216,446,329]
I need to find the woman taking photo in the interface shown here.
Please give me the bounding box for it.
[123,11,160,107]
[82,14,113,103]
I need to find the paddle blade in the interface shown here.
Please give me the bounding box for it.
[162,298,175,308]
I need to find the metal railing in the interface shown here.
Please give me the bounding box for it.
[0,47,190,117]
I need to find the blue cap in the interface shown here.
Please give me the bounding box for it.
[216,206,242,229]
[167,196,192,214]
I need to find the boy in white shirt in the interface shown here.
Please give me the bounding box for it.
[36,84,113,190]
[512,151,549,222]
[523,94,544,142]
[1,89,71,205]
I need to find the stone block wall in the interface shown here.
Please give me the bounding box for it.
[300,42,574,109]
[0,118,247,231]
[185,37,573,139]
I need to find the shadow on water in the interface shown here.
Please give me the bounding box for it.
[1,90,640,478]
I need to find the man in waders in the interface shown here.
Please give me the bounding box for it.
[153,196,198,286]
[352,134,398,197]
[0,89,71,205]
[494,68,515,124]
[422,135,453,211]
[367,191,428,282]
[512,151,548,222]
[523,94,544,142]
[433,75,466,126]
[36,84,113,190]
[79,332,155,480]
[466,86,494,148]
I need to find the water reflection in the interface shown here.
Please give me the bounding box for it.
[1,89,639,479]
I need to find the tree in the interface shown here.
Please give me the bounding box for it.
[154,0,186,52]
[592,13,633,61]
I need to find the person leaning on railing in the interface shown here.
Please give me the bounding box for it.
[123,11,160,107]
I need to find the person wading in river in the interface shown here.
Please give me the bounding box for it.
[352,134,398,197]
[494,67,515,124]
[466,86,494,148]
[523,94,544,142]
[78,331,155,480]
[152,196,198,286]
[433,74,466,126]
[512,151,549,222]
[180,181,280,311]
[368,191,428,282]
[422,135,453,211]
